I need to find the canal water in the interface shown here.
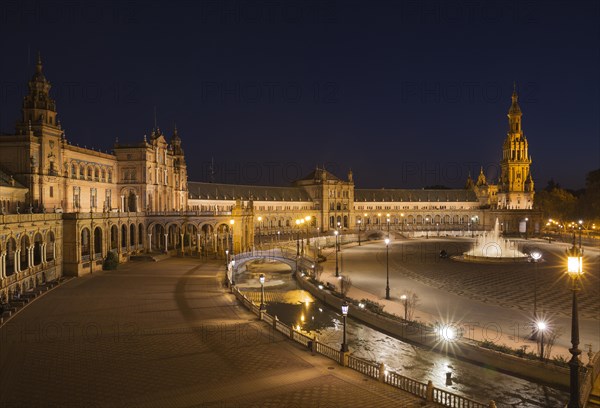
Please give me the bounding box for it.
[236,261,568,408]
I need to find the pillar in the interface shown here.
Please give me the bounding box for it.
[120,195,125,212]
[15,250,20,273]
[180,233,184,256]
[40,243,46,264]
[147,234,152,252]
[28,246,34,269]
[135,195,139,212]
[0,252,5,278]
[52,242,56,261]
[197,233,201,257]
[164,234,168,254]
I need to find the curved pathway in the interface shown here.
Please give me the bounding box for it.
[0,257,435,408]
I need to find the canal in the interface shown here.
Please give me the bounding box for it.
[236,260,568,408]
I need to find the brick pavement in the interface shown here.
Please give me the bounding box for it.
[0,257,437,408]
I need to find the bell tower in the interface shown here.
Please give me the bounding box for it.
[497,84,534,209]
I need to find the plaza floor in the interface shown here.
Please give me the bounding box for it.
[0,257,437,408]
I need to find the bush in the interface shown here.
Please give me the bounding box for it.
[103,251,119,270]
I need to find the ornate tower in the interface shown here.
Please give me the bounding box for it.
[497,84,534,209]
[171,126,188,211]
[14,54,65,210]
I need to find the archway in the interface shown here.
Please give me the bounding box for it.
[5,238,16,276]
[128,191,137,212]
[138,223,144,246]
[33,233,43,266]
[152,224,165,252]
[81,228,91,260]
[94,227,102,257]
[46,231,55,261]
[130,224,136,247]
[20,235,30,271]
[200,224,214,257]
[110,225,118,250]
[121,224,127,250]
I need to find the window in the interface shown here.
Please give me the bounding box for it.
[105,189,112,210]
[71,164,76,179]
[108,171,113,183]
[90,188,97,209]
[73,187,81,209]
[49,186,54,198]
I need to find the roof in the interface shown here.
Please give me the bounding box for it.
[188,182,312,201]
[0,167,27,189]
[295,167,341,183]
[354,189,478,202]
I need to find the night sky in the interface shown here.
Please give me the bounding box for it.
[0,0,598,190]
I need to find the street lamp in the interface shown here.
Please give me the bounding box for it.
[334,230,339,277]
[357,219,362,246]
[304,215,311,255]
[525,217,529,239]
[257,216,262,249]
[385,238,390,300]
[567,234,584,408]
[530,250,542,338]
[341,301,349,352]
[400,294,408,320]
[296,219,302,256]
[400,213,405,232]
[425,217,430,239]
[229,219,235,256]
[378,213,382,230]
[259,273,266,311]
[225,249,229,274]
[386,215,390,237]
[536,320,546,360]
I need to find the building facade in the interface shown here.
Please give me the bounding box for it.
[0,59,538,302]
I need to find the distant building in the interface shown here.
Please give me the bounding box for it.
[0,58,537,301]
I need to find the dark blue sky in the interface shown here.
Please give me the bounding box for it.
[0,0,598,189]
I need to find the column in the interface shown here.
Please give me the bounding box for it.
[120,195,125,212]
[147,233,152,252]
[41,243,46,264]
[197,233,201,257]
[135,195,139,212]
[0,252,5,279]
[28,246,34,269]
[180,233,185,256]
[15,250,20,273]
[52,242,56,261]
[164,234,168,254]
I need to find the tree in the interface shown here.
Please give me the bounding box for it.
[405,290,420,321]
[579,169,600,220]
[534,181,577,221]
[103,251,119,270]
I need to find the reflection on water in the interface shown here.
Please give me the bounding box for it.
[241,262,567,408]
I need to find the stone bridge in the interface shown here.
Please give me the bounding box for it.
[229,249,317,283]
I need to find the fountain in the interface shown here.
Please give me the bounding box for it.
[456,218,529,263]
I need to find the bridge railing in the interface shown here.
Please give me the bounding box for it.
[581,351,600,407]
[232,286,494,408]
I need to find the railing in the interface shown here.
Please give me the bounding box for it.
[292,330,311,347]
[385,371,428,398]
[433,388,487,408]
[581,351,600,407]
[347,355,379,379]
[315,342,340,361]
[232,286,492,408]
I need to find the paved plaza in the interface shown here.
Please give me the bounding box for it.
[317,236,600,355]
[0,257,437,408]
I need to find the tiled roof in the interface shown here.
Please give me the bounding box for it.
[0,167,27,189]
[354,189,477,202]
[188,182,312,201]
[295,167,341,182]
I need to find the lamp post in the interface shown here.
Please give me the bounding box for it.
[400,294,407,320]
[378,213,382,230]
[296,219,302,256]
[525,217,529,239]
[530,250,542,339]
[567,233,583,408]
[536,320,546,360]
[229,219,235,256]
[357,219,362,246]
[225,249,229,284]
[386,215,390,238]
[425,217,429,239]
[259,273,266,311]
[341,301,349,352]
[385,238,390,300]
[334,230,339,277]
[400,213,405,232]
[257,216,262,249]
[304,215,311,256]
